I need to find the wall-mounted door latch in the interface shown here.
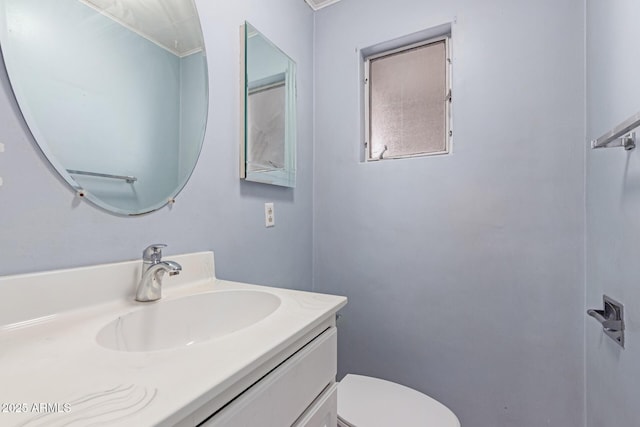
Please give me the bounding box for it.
[587,295,625,348]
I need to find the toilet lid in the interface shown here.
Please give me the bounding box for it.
[337,375,460,427]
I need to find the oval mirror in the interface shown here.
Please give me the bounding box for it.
[0,0,208,215]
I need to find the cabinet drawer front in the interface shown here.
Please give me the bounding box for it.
[201,327,337,427]
[292,383,337,427]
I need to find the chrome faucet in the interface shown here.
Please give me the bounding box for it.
[135,244,182,302]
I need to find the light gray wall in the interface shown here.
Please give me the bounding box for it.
[586,1,640,425]
[312,1,585,426]
[0,0,315,291]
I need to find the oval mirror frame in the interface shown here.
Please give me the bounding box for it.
[0,0,209,215]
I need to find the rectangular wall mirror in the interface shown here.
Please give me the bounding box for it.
[240,22,296,188]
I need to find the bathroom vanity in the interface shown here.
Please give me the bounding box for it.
[0,252,346,426]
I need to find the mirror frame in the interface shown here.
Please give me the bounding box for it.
[240,22,296,188]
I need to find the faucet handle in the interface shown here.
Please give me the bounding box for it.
[142,244,167,263]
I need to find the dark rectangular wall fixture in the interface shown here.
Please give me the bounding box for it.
[587,295,625,348]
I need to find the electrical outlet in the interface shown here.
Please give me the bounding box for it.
[265,202,275,227]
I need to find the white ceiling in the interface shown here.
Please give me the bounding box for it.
[304,0,343,11]
[79,0,204,57]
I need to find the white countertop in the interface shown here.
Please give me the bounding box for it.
[0,252,347,426]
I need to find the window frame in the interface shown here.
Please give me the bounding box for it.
[364,35,452,162]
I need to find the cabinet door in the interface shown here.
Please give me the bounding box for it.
[292,384,337,427]
[201,328,337,427]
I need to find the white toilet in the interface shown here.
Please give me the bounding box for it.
[337,375,460,427]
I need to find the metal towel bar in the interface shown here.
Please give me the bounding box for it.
[67,169,137,183]
[591,112,640,150]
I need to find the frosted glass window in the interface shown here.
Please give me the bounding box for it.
[366,38,450,160]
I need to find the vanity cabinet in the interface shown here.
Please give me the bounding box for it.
[292,384,338,427]
[0,252,347,427]
[200,326,338,427]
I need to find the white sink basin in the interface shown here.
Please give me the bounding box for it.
[96,290,281,352]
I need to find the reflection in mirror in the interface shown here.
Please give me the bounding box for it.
[241,22,296,188]
[0,0,208,215]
